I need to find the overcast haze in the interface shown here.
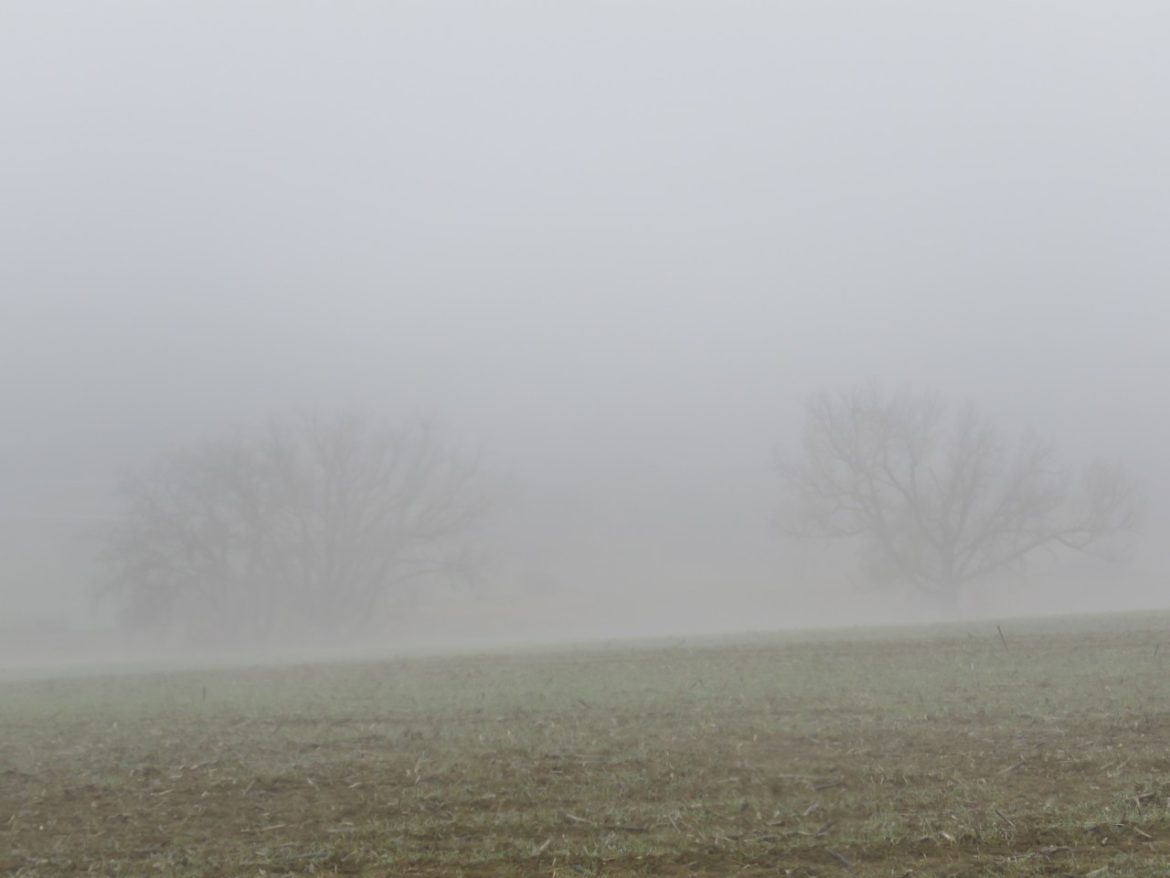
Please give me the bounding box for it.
[3,2,1169,651]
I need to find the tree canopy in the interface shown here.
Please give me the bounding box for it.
[100,412,488,644]
[779,385,1140,612]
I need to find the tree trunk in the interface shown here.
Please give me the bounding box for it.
[928,578,962,620]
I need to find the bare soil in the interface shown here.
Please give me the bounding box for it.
[4,617,1170,875]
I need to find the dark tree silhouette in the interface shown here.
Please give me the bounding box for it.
[101,412,488,643]
[779,385,1140,613]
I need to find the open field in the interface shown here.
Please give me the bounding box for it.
[5,615,1170,876]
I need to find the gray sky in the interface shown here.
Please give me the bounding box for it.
[3,2,1169,636]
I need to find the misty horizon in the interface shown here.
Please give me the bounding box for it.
[3,2,1169,656]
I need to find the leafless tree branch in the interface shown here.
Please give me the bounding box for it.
[778,385,1141,612]
[98,411,491,643]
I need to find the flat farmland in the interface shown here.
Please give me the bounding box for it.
[4,615,1170,876]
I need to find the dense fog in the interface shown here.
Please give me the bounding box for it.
[3,2,1168,662]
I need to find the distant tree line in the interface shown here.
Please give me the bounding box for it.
[99,384,1144,643]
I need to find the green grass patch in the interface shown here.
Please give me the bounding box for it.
[4,613,1170,875]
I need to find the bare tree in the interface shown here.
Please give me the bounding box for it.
[100,412,489,643]
[778,385,1140,614]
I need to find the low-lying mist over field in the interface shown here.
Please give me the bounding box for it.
[3,2,1169,665]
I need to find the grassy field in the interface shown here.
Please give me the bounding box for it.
[4,614,1170,876]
